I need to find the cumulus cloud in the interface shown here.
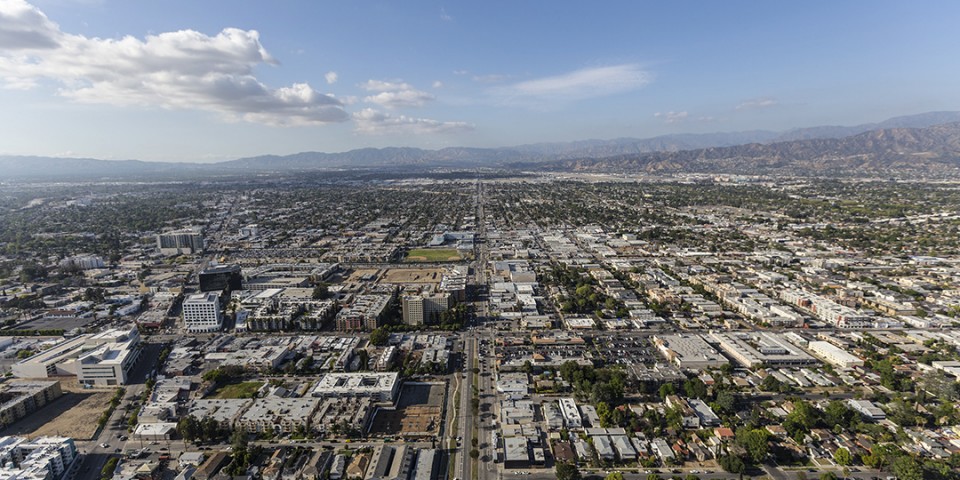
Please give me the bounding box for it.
[0,0,60,50]
[491,64,651,104]
[0,0,347,125]
[353,108,472,135]
[736,97,778,110]
[360,79,434,108]
[654,111,688,123]
[432,80,443,89]
[324,71,338,84]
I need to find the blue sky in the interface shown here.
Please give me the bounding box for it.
[1,0,959,162]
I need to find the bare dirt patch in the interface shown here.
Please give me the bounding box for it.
[5,382,114,440]
[380,268,445,285]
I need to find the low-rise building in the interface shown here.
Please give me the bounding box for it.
[311,372,400,402]
[0,436,78,480]
[0,381,63,429]
[807,341,864,368]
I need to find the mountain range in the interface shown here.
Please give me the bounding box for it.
[3,111,960,179]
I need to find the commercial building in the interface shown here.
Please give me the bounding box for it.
[652,334,729,370]
[401,294,451,326]
[503,437,530,468]
[311,372,400,403]
[807,341,864,368]
[412,449,438,480]
[11,326,141,386]
[76,326,142,387]
[709,332,817,368]
[182,292,223,333]
[156,228,204,255]
[198,265,243,293]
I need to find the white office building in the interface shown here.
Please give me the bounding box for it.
[77,327,142,387]
[182,292,223,333]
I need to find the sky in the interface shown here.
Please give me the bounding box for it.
[1,1,960,162]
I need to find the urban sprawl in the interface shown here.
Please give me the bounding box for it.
[0,174,959,480]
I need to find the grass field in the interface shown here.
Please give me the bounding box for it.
[210,381,263,399]
[404,248,462,262]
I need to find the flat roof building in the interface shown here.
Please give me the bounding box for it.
[311,372,400,403]
[807,341,864,368]
[709,332,817,368]
[183,292,223,333]
[157,229,203,256]
[653,334,729,370]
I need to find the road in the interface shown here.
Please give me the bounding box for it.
[73,342,165,480]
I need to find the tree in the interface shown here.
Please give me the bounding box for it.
[470,449,479,459]
[596,402,612,427]
[833,447,852,466]
[177,416,199,442]
[683,377,708,399]
[369,328,389,346]
[555,461,582,480]
[760,374,783,392]
[714,391,737,414]
[891,455,923,480]
[736,428,770,464]
[605,472,625,480]
[718,454,745,473]
[658,383,676,400]
[823,400,854,429]
[311,283,330,300]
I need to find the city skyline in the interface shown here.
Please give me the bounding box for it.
[1,0,959,162]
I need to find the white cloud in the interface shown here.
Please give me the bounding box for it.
[654,111,688,123]
[472,73,510,84]
[0,0,60,50]
[324,71,338,84]
[353,108,472,135]
[0,0,347,125]
[360,79,434,108]
[432,80,443,89]
[736,97,778,110]
[440,7,453,21]
[492,64,651,104]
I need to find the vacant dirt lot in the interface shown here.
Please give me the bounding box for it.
[368,382,445,437]
[380,268,445,285]
[6,382,113,440]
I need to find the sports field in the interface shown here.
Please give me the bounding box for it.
[404,248,461,262]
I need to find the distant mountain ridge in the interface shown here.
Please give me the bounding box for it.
[523,122,960,176]
[2,111,960,179]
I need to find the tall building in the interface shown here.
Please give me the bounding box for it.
[401,293,451,325]
[199,265,243,292]
[182,292,223,333]
[58,255,105,270]
[156,228,203,255]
